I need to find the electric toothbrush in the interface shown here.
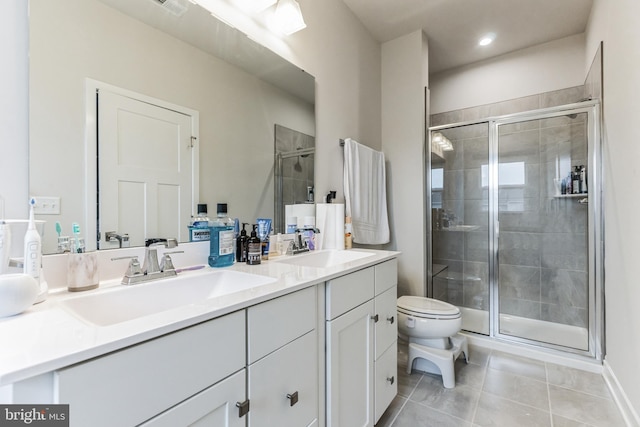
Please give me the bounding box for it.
[23,197,47,303]
[23,197,41,282]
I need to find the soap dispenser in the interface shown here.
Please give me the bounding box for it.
[246,224,261,265]
[236,223,249,263]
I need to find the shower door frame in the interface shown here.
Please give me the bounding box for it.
[427,100,604,360]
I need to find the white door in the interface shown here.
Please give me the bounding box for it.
[327,300,375,427]
[98,89,195,247]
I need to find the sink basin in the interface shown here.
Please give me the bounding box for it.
[275,250,375,268]
[60,270,276,327]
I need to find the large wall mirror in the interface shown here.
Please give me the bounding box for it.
[29,0,315,254]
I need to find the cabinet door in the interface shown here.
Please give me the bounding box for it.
[140,369,246,427]
[249,330,318,427]
[374,285,398,359]
[374,341,398,423]
[327,300,375,427]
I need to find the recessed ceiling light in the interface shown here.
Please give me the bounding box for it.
[479,33,496,46]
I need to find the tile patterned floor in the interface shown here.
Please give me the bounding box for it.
[376,343,627,427]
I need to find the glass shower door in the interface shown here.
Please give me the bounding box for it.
[430,123,490,335]
[495,112,590,351]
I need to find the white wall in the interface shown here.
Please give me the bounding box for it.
[430,34,586,114]
[586,0,640,420]
[381,31,429,297]
[0,0,29,219]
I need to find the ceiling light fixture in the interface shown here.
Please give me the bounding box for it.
[273,0,307,35]
[251,0,277,12]
[478,33,496,46]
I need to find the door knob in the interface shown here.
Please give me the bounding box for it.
[236,400,250,417]
[286,391,299,407]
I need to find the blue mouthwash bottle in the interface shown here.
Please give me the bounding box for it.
[208,203,235,267]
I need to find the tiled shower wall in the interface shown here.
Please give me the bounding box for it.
[275,124,315,206]
[430,85,591,329]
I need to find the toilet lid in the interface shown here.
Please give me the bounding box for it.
[397,296,460,317]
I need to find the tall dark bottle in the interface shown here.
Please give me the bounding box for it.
[236,223,249,263]
[246,224,261,265]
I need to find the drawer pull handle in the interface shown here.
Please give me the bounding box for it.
[236,400,250,417]
[387,316,395,324]
[287,391,299,407]
[387,376,395,385]
[371,314,379,323]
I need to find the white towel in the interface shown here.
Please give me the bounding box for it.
[343,138,390,245]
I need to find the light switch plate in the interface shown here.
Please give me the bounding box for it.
[34,196,61,215]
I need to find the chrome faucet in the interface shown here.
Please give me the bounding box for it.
[111,238,183,285]
[289,227,321,254]
[105,231,130,248]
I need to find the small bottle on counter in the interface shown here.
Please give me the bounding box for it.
[246,224,261,265]
[345,216,353,249]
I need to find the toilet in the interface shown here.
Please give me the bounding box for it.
[397,296,469,388]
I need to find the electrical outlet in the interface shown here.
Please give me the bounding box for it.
[34,196,61,215]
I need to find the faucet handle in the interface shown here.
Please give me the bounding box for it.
[111,255,142,277]
[160,251,184,272]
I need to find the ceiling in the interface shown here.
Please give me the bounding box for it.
[341,0,594,74]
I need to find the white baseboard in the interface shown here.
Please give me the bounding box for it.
[603,359,640,427]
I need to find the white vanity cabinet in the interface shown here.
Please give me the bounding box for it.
[325,259,398,427]
[247,286,319,427]
[55,310,247,427]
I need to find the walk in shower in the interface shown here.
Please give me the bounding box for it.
[427,101,603,359]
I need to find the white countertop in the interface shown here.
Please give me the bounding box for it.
[0,249,398,386]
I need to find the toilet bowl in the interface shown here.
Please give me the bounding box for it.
[397,296,468,388]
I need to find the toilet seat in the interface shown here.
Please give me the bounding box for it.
[397,296,461,320]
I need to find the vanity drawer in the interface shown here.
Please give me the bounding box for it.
[326,267,375,320]
[54,310,245,427]
[374,340,398,423]
[248,330,318,427]
[248,286,316,364]
[374,259,397,296]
